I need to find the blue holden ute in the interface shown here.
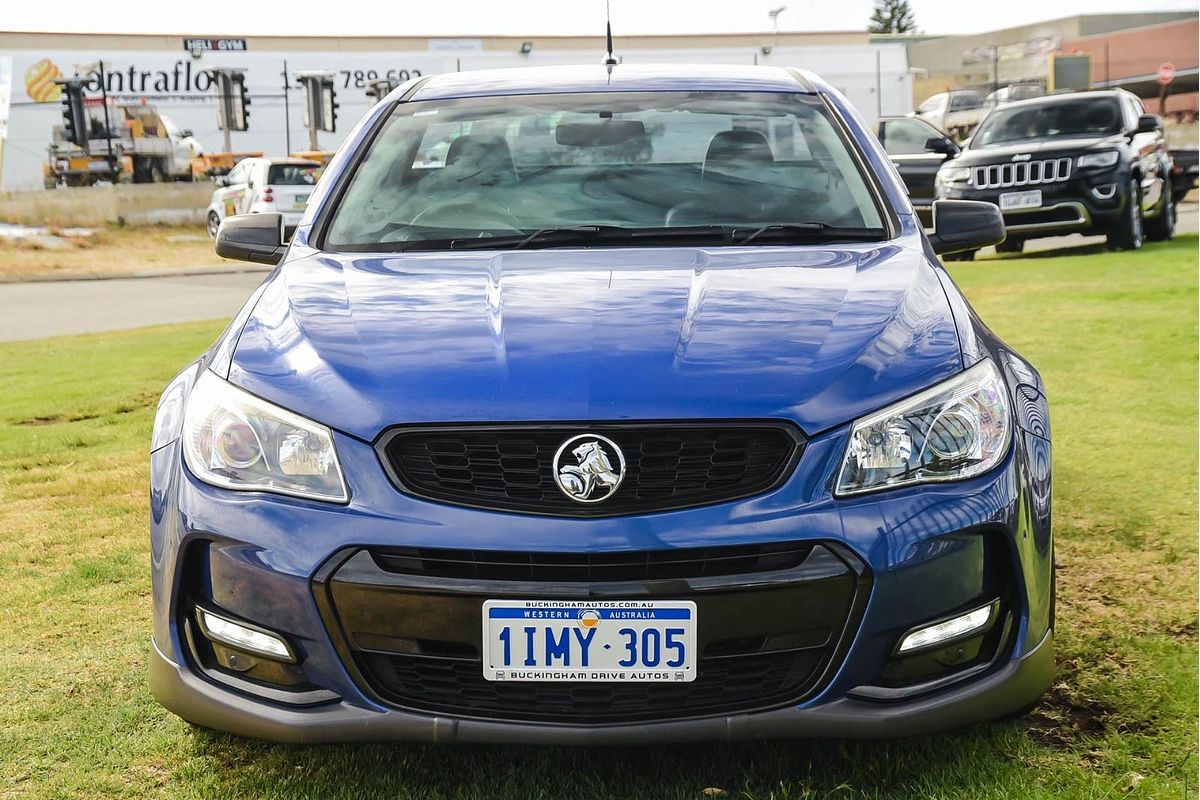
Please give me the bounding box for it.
[149,64,1054,743]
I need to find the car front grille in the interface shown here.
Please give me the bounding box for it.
[369,541,815,583]
[377,422,803,517]
[359,647,823,724]
[971,157,1072,189]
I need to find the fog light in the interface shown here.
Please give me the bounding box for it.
[196,607,295,662]
[896,600,997,655]
[1092,184,1117,199]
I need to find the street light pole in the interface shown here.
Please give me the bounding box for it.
[768,5,787,36]
[766,6,786,61]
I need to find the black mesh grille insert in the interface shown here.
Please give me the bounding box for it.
[359,648,823,723]
[378,422,802,516]
[370,542,814,583]
[315,542,870,725]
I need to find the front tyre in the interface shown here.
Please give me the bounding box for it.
[206,211,221,239]
[1106,178,1144,250]
[995,237,1024,254]
[1145,176,1176,242]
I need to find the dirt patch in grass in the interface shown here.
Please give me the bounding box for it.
[1025,688,1114,749]
[0,224,234,280]
[16,392,157,426]
[1024,657,1163,750]
[17,414,74,426]
[1160,620,1199,642]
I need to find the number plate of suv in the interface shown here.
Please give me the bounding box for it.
[481,600,697,682]
[999,189,1042,210]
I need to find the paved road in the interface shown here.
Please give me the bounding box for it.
[0,271,267,342]
[0,203,1194,342]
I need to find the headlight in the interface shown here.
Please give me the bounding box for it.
[836,359,1011,496]
[182,370,348,502]
[1077,151,1119,169]
[937,166,971,184]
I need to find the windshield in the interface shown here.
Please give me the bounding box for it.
[269,164,319,185]
[972,97,1123,147]
[323,91,886,251]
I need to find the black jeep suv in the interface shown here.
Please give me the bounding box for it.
[934,90,1175,258]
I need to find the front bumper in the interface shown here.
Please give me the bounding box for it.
[150,417,1054,742]
[938,168,1129,238]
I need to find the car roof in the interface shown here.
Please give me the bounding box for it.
[410,63,814,101]
[993,90,1127,111]
[261,157,321,166]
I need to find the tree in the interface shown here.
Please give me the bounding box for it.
[869,0,918,34]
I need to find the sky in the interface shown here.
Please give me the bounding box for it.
[1,0,1196,37]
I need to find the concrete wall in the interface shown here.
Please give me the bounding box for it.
[0,182,211,226]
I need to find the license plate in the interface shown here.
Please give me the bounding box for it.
[999,189,1042,210]
[293,193,309,210]
[481,599,697,682]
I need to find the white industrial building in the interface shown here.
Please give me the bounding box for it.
[0,30,912,190]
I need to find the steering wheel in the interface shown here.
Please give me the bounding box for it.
[409,199,524,233]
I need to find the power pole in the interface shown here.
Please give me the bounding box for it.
[282,59,291,154]
[96,62,116,180]
[875,50,882,118]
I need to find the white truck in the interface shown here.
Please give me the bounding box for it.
[46,103,207,187]
[913,90,989,141]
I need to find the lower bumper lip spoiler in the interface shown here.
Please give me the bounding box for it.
[1003,201,1091,233]
[149,629,1054,744]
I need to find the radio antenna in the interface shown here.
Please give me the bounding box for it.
[604,0,618,66]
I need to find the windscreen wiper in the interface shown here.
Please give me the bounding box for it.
[381,223,884,252]
[445,225,728,251]
[732,223,887,246]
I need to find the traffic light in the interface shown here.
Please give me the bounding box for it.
[298,73,339,134]
[230,72,250,132]
[319,77,338,133]
[213,69,250,132]
[55,78,87,149]
[365,78,397,104]
[297,71,338,149]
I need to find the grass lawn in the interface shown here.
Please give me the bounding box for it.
[0,225,232,282]
[0,237,1195,799]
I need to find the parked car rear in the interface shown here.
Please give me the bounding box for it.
[206,157,321,239]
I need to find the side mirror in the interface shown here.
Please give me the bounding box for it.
[1135,114,1160,135]
[181,129,194,138]
[215,213,287,265]
[214,175,230,187]
[928,200,1006,255]
[925,136,960,157]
